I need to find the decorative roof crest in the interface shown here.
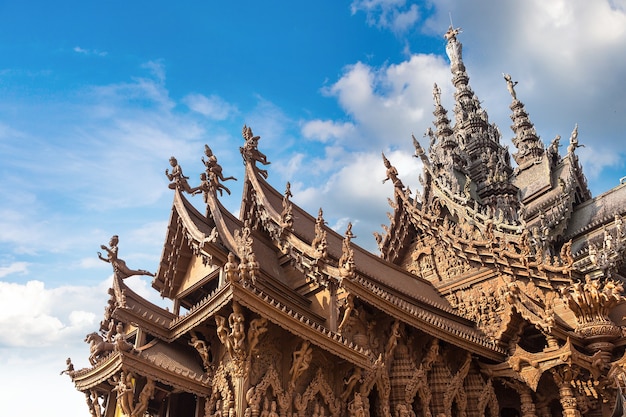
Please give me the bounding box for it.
[240,124,271,178]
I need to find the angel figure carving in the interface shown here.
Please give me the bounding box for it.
[240,125,271,175]
[98,235,155,279]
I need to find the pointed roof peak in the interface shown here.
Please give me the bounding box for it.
[505,74,545,166]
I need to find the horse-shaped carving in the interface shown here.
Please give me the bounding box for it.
[85,332,115,365]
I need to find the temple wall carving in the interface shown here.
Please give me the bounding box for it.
[199,306,519,417]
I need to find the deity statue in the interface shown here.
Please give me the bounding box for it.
[567,123,584,153]
[247,253,260,285]
[289,340,313,387]
[444,25,463,68]
[240,125,270,177]
[165,156,195,193]
[548,135,561,165]
[382,153,404,189]
[189,331,211,370]
[60,357,74,376]
[337,294,355,333]
[194,171,231,198]
[224,252,240,283]
[216,316,230,352]
[432,82,442,106]
[229,302,246,352]
[247,316,268,354]
[98,235,154,279]
[503,73,518,100]
[203,145,237,183]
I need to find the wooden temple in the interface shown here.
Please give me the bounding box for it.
[65,28,626,417]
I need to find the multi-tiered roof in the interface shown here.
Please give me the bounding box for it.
[67,29,626,417]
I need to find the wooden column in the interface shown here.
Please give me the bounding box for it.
[552,367,581,417]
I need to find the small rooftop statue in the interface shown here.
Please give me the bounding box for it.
[201,144,237,197]
[165,156,195,193]
[98,235,155,279]
[567,123,585,154]
[382,153,404,189]
[59,357,74,377]
[433,83,442,106]
[444,25,463,68]
[503,73,518,101]
[240,125,270,178]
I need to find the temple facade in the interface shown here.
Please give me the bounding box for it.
[66,28,626,417]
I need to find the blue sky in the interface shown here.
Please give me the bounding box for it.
[1,1,626,415]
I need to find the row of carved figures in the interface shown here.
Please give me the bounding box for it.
[165,126,272,198]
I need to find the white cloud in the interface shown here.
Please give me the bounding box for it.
[183,93,238,120]
[291,149,423,252]
[142,60,167,84]
[351,0,420,34]
[73,46,108,57]
[1,350,90,417]
[0,275,168,349]
[325,54,451,149]
[0,261,28,278]
[301,119,356,143]
[0,280,104,347]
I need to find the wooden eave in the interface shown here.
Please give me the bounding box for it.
[114,278,234,342]
[72,348,210,396]
[232,281,375,370]
[342,275,506,362]
[167,280,233,338]
[117,276,374,370]
[112,279,176,340]
[72,351,123,391]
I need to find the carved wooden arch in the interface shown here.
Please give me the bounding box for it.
[442,354,471,417]
[246,365,289,417]
[293,368,341,417]
[476,379,498,417]
[207,365,233,416]
[404,338,438,417]
[443,387,468,417]
[404,369,432,417]
[359,363,391,417]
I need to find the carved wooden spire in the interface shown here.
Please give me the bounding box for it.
[506,74,545,166]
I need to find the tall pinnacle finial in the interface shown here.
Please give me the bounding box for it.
[506,74,544,166]
[444,25,463,71]
[503,73,518,101]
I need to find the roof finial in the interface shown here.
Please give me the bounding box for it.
[567,123,585,154]
[503,73,518,101]
[444,25,463,70]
